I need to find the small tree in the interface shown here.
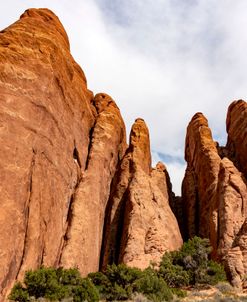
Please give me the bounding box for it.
[159,236,226,286]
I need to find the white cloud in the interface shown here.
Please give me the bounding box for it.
[1,1,247,194]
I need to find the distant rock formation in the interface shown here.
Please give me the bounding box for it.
[0,8,182,300]
[182,100,247,289]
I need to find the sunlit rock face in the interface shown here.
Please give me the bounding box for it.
[1,5,247,299]
[0,9,182,299]
[101,119,183,270]
[182,100,247,289]
[0,8,95,299]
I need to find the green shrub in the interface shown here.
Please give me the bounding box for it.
[89,264,173,301]
[205,260,227,285]
[159,253,190,287]
[9,267,99,302]
[170,287,187,298]
[24,267,65,300]
[159,236,227,287]
[133,269,173,302]
[71,278,99,302]
[8,282,30,302]
[89,264,143,300]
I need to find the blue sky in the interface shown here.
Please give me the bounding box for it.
[1,1,247,194]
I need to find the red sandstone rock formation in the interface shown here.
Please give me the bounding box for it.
[182,101,247,289]
[0,8,128,298]
[182,113,221,240]
[2,5,247,300]
[0,8,95,298]
[101,119,183,269]
[226,100,247,178]
[60,93,127,275]
[0,9,182,300]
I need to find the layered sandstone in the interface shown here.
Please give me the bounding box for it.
[0,8,94,298]
[182,101,247,288]
[0,9,182,300]
[182,113,221,240]
[0,8,128,298]
[60,93,127,275]
[101,119,183,269]
[2,4,247,299]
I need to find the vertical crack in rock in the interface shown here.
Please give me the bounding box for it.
[58,149,82,263]
[73,146,82,169]
[99,158,132,270]
[85,122,96,170]
[16,150,36,280]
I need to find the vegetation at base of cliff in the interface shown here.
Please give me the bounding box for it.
[159,236,227,287]
[9,237,227,302]
[89,265,174,301]
[8,268,99,302]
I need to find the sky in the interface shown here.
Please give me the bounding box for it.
[1,1,247,194]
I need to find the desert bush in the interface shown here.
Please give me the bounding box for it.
[89,264,143,300]
[9,267,99,302]
[159,253,190,287]
[169,287,187,298]
[159,237,227,286]
[89,264,173,301]
[133,268,173,302]
[8,282,30,302]
[205,260,227,285]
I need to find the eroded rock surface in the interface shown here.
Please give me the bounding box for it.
[101,119,183,269]
[0,8,128,298]
[0,8,97,298]
[0,9,182,300]
[226,100,247,178]
[60,93,127,275]
[2,5,247,299]
[182,101,247,289]
[182,113,221,240]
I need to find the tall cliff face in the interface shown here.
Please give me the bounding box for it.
[182,113,221,240]
[0,9,182,299]
[59,93,127,275]
[182,100,247,288]
[0,8,95,298]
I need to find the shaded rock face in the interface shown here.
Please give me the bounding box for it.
[0,9,182,299]
[59,93,127,275]
[101,119,183,270]
[182,101,247,289]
